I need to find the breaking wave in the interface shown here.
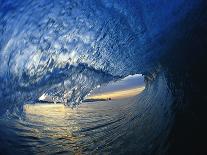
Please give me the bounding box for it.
[0,0,200,110]
[1,0,207,154]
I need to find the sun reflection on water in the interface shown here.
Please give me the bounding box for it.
[21,84,145,154]
[22,103,82,154]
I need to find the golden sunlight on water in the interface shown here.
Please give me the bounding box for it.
[21,84,145,154]
[23,104,77,126]
[24,104,66,117]
[22,103,82,154]
[21,88,145,154]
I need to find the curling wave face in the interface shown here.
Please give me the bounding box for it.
[1,0,207,154]
[0,0,200,112]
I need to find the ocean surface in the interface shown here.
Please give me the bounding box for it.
[1,0,206,154]
[0,89,172,155]
[0,73,173,155]
[0,98,134,154]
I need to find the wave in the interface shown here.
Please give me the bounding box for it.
[1,0,207,154]
[0,0,201,111]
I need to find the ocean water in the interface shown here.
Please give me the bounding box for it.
[1,98,137,154]
[1,0,207,154]
[0,72,173,155]
[0,83,172,155]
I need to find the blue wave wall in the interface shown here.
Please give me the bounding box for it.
[0,0,201,109]
[1,1,207,154]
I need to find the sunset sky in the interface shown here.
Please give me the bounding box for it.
[87,74,145,100]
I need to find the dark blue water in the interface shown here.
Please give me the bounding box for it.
[0,75,173,154]
[0,0,200,110]
[1,0,207,154]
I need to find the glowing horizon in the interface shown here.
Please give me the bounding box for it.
[87,86,145,100]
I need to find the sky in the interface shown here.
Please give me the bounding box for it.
[86,74,145,100]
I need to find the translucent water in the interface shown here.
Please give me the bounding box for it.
[1,0,204,154]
